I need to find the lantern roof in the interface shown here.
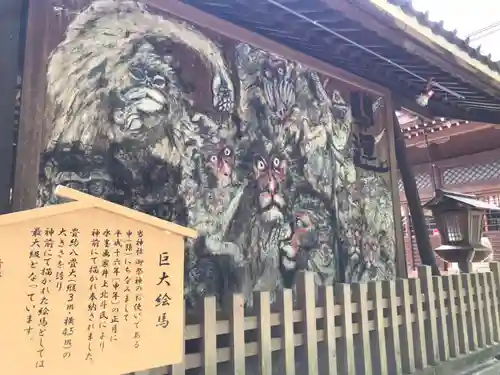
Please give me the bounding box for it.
[423,189,500,211]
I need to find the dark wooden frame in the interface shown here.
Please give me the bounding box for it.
[0,0,24,214]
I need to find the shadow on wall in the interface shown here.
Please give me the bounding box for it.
[37,0,396,311]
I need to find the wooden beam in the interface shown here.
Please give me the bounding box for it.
[385,95,407,278]
[11,0,50,211]
[148,0,391,97]
[0,0,23,213]
[405,123,492,147]
[393,112,440,275]
[395,94,500,125]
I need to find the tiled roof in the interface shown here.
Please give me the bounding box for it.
[389,0,500,73]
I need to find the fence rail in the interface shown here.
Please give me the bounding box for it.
[137,263,500,375]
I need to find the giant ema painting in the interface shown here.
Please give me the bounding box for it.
[38,0,396,310]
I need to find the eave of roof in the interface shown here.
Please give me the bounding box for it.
[365,0,500,94]
[177,0,500,124]
[386,0,500,75]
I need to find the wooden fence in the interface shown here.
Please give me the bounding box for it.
[137,263,500,375]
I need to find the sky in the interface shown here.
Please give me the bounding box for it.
[411,0,500,60]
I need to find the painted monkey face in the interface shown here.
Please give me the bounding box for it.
[207,144,235,188]
[291,211,317,251]
[112,61,170,137]
[263,58,288,80]
[253,153,287,222]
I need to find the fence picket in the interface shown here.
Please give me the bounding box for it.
[408,277,427,369]
[279,288,296,375]
[463,273,479,351]
[255,291,272,375]
[472,273,486,348]
[368,282,388,375]
[322,285,337,374]
[353,283,372,375]
[489,263,500,342]
[132,267,500,375]
[453,274,469,354]
[336,283,355,374]
[297,271,318,375]
[385,280,403,374]
[418,266,439,365]
[480,272,494,346]
[202,296,218,375]
[433,276,449,362]
[230,294,246,375]
[442,275,460,358]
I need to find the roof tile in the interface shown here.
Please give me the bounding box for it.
[388,0,500,73]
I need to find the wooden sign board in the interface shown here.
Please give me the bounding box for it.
[0,186,197,375]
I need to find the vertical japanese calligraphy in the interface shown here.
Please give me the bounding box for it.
[110,231,121,343]
[133,230,144,348]
[155,250,171,329]
[39,228,54,368]
[27,228,41,366]
[124,231,133,325]
[98,229,111,351]
[87,229,98,362]
[59,228,72,359]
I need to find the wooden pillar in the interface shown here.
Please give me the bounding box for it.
[385,96,408,278]
[0,0,24,213]
[11,0,50,211]
[393,113,440,275]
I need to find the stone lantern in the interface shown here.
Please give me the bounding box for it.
[423,189,500,272]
